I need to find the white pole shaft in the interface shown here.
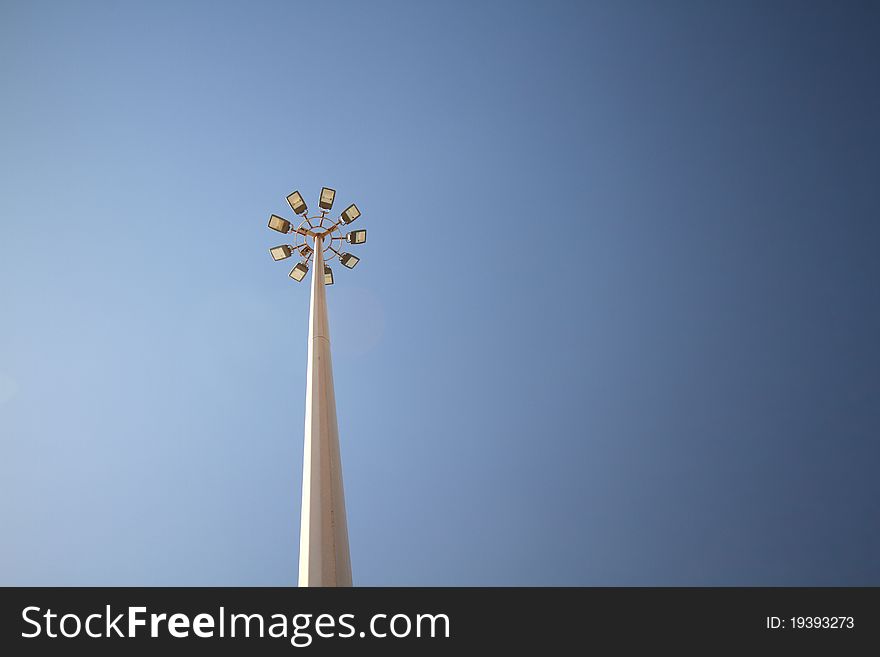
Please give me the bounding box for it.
[298,236,352,586]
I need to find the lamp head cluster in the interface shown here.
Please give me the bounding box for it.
[266,186,367,285]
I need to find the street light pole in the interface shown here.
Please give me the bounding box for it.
[265,187,367,587]
[298,235,351,586]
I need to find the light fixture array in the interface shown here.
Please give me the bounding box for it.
[266,187,366,285]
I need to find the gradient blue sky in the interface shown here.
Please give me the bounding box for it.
[1,1,878,585]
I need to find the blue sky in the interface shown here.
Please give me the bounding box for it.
[1,1,878,585]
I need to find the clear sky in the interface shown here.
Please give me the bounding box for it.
[1,1,878,585]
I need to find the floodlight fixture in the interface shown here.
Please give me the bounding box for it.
[270,245,293,261]
[287,191,308,215]
[319,187,336,210]
[340,204,360,225]
[340,253,360,269]
[289,262,309,282]
[269,214,292,233]
[346,229,367,245]
[266,186,367,286]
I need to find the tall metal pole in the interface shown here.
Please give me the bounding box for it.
[298,236,352,586]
